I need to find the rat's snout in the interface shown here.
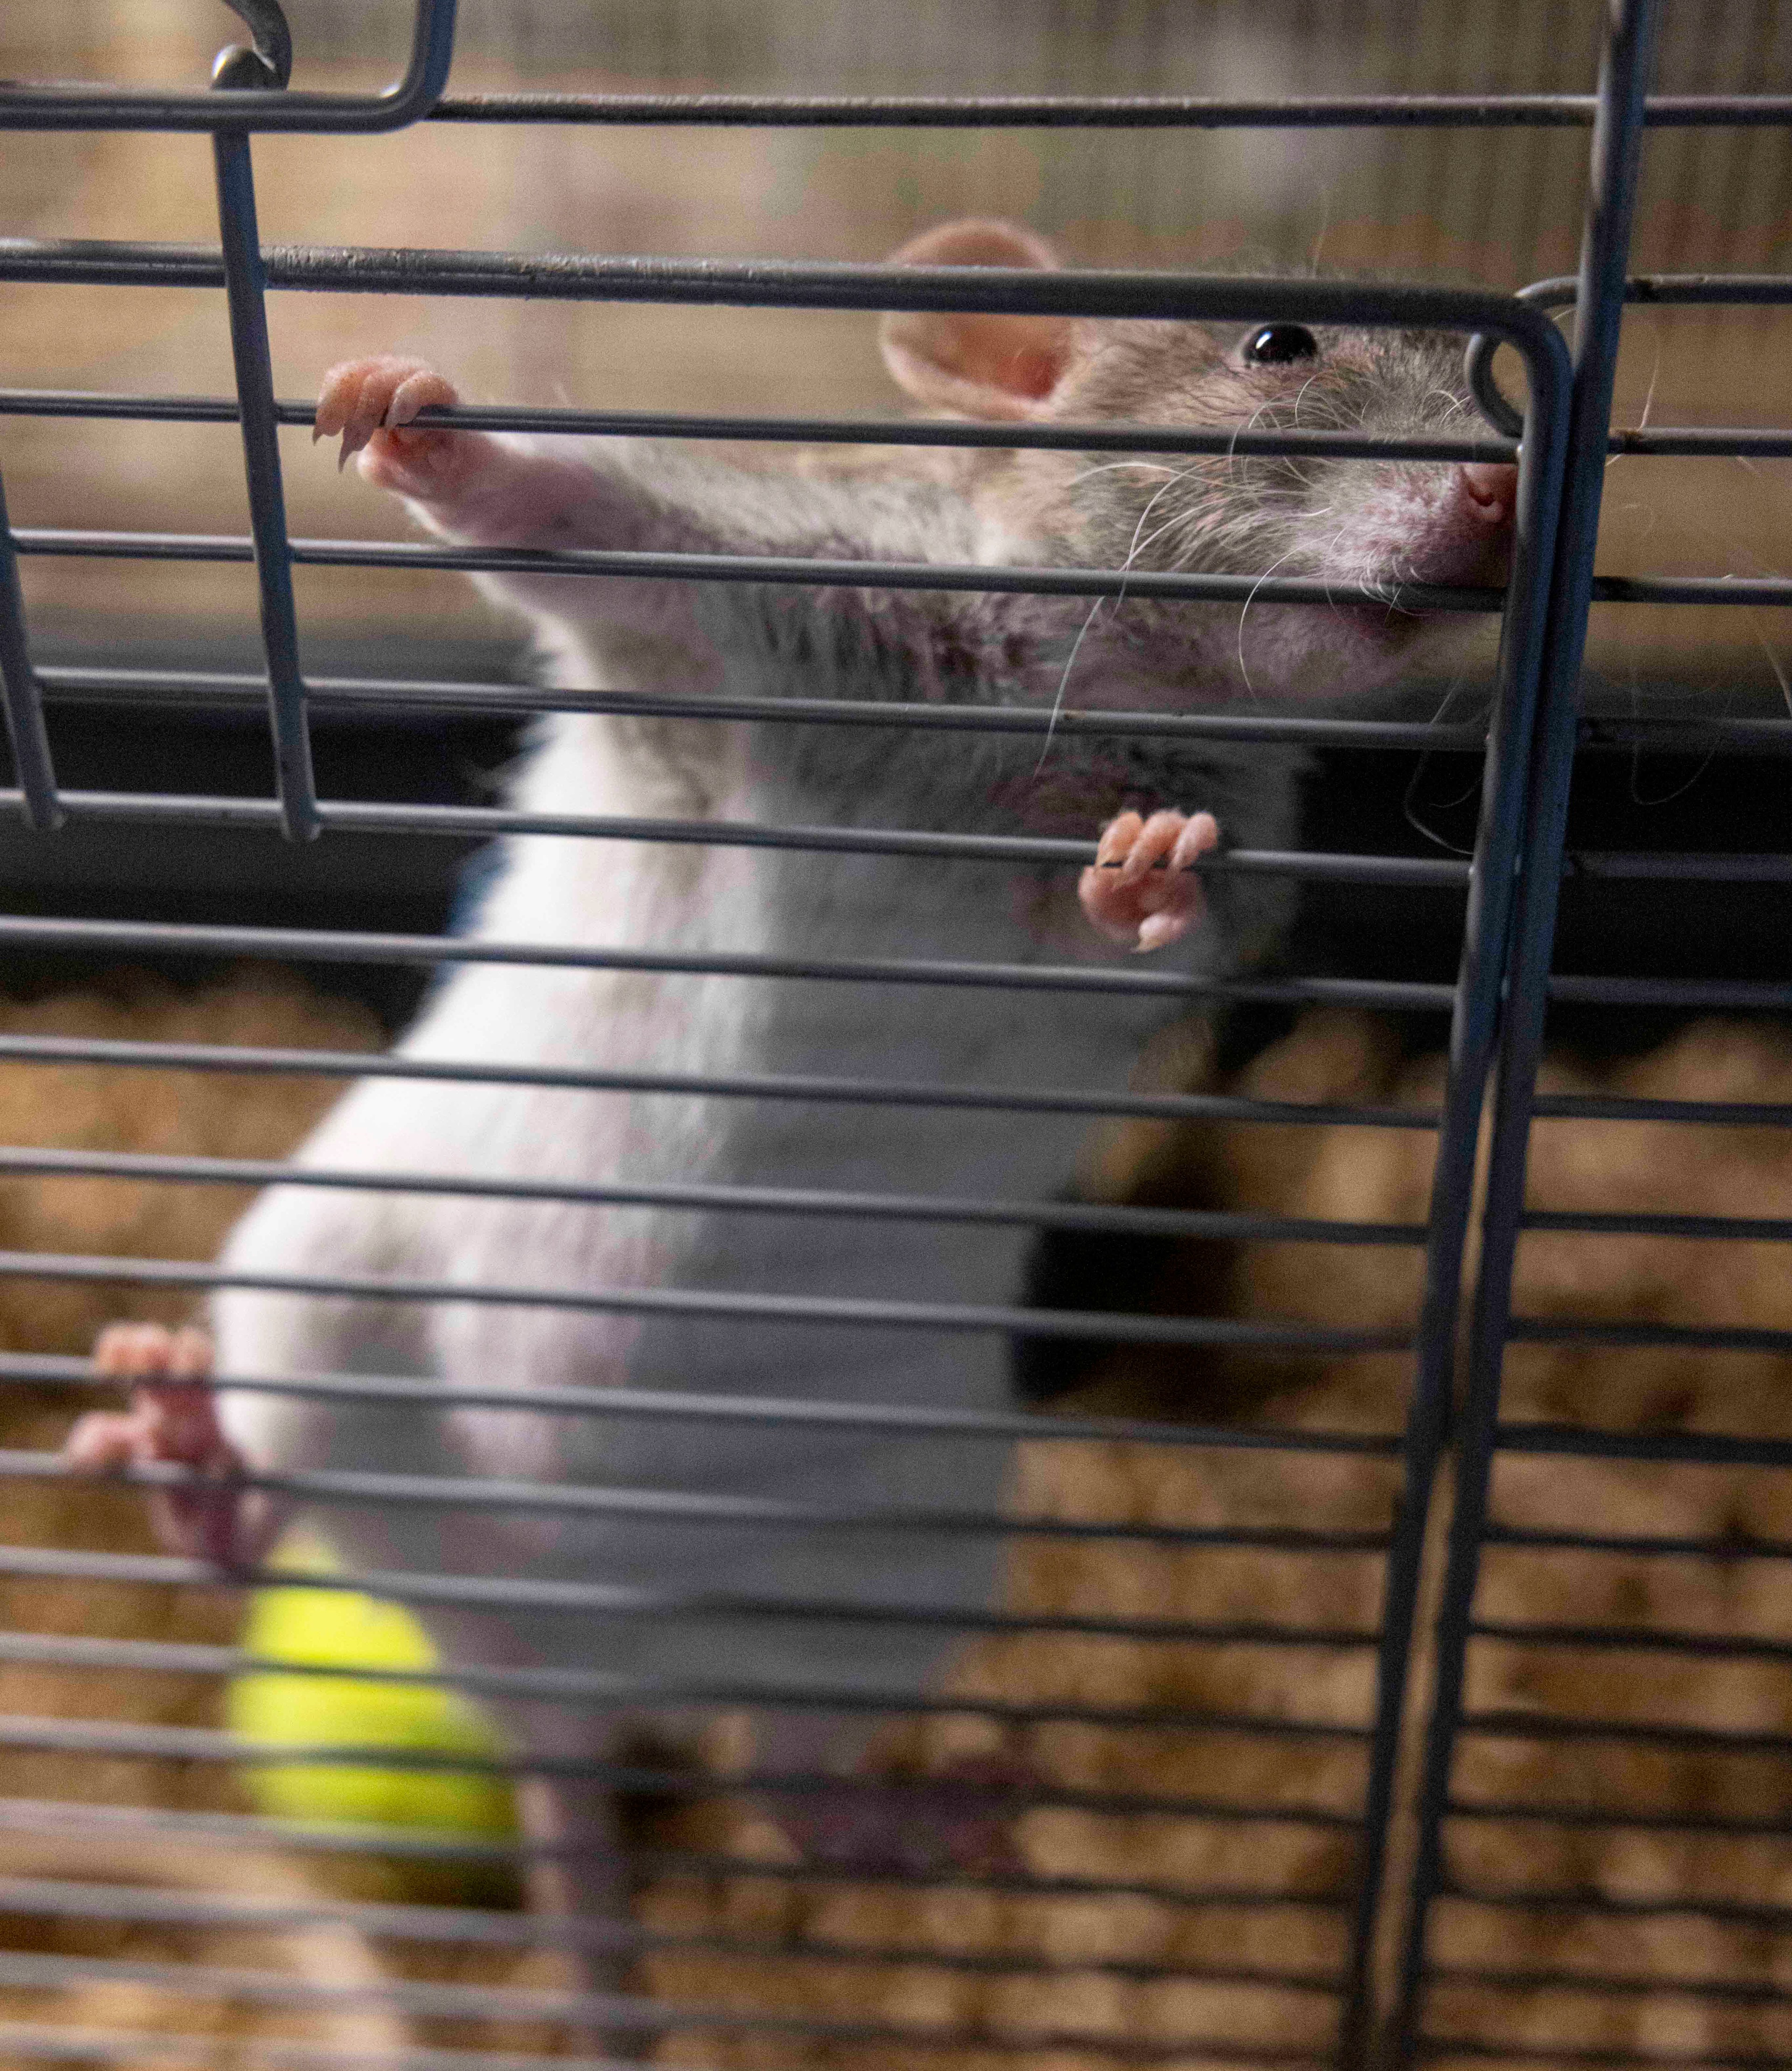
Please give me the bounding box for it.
[1392,459,1518,591]
[1456,461,1519,530]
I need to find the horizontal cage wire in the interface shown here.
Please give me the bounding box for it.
[0,0,1790,2068]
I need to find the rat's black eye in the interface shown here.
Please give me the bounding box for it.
[1243,323,1319,366]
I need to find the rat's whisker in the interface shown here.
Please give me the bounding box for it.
[1235,539,1307,702]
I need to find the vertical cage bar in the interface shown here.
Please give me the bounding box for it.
[1385,4,1663,2063]
[0,469,62,830]
[1335,334,1571,2063]
[210,100,319,841]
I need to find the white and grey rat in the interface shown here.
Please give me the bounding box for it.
[66,220,1515,1922]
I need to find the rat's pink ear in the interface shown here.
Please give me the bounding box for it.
[880,220,1078,420]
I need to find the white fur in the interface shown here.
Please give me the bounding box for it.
[210,440,1193,1857]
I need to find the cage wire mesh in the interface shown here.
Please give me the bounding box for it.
[0,0,1789,2067]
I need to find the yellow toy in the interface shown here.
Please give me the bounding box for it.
[227,1532,517,1835]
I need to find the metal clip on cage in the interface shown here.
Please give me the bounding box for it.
[0,0,1790,2065]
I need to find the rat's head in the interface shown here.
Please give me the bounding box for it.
[881,220,1515,703]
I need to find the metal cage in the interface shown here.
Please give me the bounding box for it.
[0,0,1790,2065]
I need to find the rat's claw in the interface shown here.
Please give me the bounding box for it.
[66,1319,282,1569]
[1092,810,1143,873]
[337,387,387,470]
[385,367,457,431]
[1136,906,1189,954]
[1169,809,1221,873]
[1114,808,1188,886]
[90,1318,214,1386]
[777,1750,1035,1877]
[315,356,461,474]
[1079,806,1220,953]
[313,358,369,442]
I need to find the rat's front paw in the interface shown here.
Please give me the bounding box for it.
[781,1751,1035,1877]
[315,355,467,495]
[1079,807,1220,953]
[65,1322,277,1569]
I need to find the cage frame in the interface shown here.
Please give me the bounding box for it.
[2,0,1790,2063]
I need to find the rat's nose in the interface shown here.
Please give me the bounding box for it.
[1457,461,1519,527]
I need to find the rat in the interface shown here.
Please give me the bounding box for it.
[65,219,1515,1939]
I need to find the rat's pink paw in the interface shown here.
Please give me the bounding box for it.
[1079,807,1219,953]
[65,1323,274,1570]
[781,1752,1035,1877]
[910,1751,1036,1875]
[315,355,466,494]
